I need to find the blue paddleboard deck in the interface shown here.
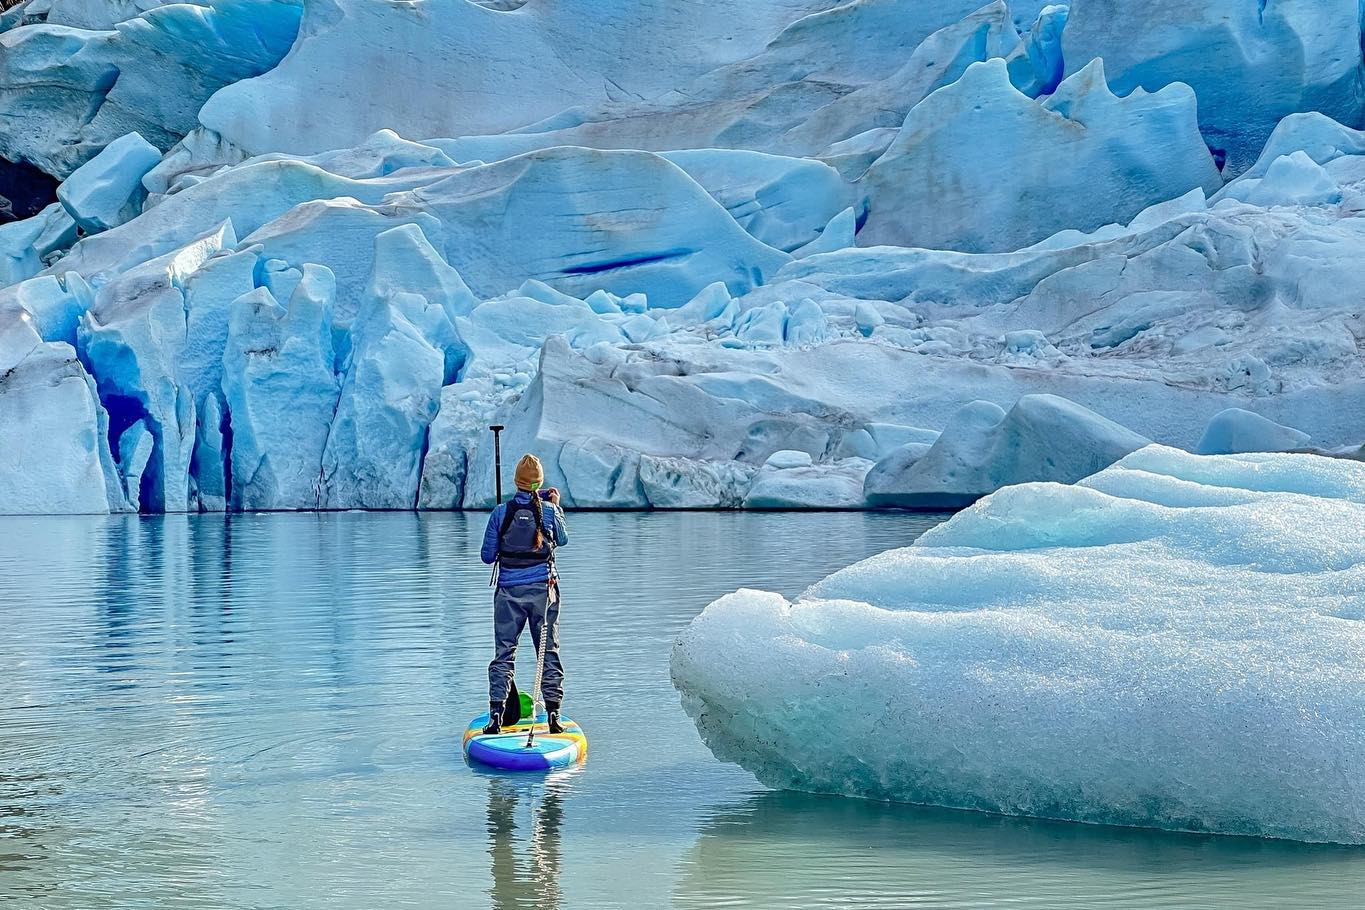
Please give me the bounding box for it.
[463,712,587,771]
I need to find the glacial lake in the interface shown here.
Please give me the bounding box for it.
[2,510,1363,909]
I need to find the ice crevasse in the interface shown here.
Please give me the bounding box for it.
[672,447,1365,844]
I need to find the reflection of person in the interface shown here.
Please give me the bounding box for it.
[486,777,564,910]
[481,454,569,735]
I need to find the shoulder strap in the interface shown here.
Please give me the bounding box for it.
[498,501,522,539]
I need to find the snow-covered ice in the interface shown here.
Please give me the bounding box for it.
[673,447,1365,843]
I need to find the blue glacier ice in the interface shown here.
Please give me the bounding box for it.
[320,287,446,510]
[3,0,1365,515]
[221,266,341,510]
[1062,0,1365,175]
[56,131,161,232]
[672,446,1365,843]
[0,309,120,513]
[0,0,303,177]
[859,58,1222,252]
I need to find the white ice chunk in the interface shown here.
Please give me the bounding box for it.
[743,455,870,508]
[673,446,1365,843]
[1196,408,1312,455]
[865,395,1149,508]
[1220,151,1344,208]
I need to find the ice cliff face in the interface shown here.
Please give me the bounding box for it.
[672,447,1365,843]
[0,0,1363,514]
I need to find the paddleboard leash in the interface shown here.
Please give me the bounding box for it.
[527,535,559,748]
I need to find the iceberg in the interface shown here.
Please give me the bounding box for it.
[864,395,1150,509]
[743,450,871,509]
[1196,408,1312,456]
[673,446,1365,844]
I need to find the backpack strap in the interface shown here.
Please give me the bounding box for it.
[497,497,555,563]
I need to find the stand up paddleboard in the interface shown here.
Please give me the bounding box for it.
[463,706,588,772]
[472,427,586,772]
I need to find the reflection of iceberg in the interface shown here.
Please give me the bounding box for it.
[674,791,1365,909]
[485,772,572,910]
[673,447,1365,843]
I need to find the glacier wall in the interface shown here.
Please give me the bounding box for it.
[1,0,1363,514]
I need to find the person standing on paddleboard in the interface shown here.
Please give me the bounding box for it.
[481,453,569,736]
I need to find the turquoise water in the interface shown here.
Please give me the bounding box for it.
[2,511,1363,909]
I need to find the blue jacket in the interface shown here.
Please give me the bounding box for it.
[481,493,569,587]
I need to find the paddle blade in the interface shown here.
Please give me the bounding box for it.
[502,680,523,726]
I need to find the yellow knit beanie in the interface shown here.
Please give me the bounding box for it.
[514,454,544,492]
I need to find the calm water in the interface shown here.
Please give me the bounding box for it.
[2,511,1363,909]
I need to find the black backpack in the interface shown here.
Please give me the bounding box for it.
[498,499,554,569]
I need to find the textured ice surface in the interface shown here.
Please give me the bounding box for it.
[864,395,1149,509]
[0,0,303,177]
[1062,0,1365,175]
[673,447,1365,843]
[1197,409,1312,456]
[859,59,1221,252]
[56,131,161,232]
[4,0,1365,514]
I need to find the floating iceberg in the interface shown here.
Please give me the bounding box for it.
[864,395,1149,509]
[673,447,1365,843]
[1196,408,1312,456]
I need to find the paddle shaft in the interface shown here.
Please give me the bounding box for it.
[490,425,505,503]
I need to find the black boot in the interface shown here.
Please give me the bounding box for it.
[546,701,564,735]
[482,701,504,735]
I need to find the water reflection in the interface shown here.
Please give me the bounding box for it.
[676,790,1365,909]
[485,772,572,910]
[7,510,1359,910]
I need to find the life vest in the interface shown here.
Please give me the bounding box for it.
[497,498,554,569]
